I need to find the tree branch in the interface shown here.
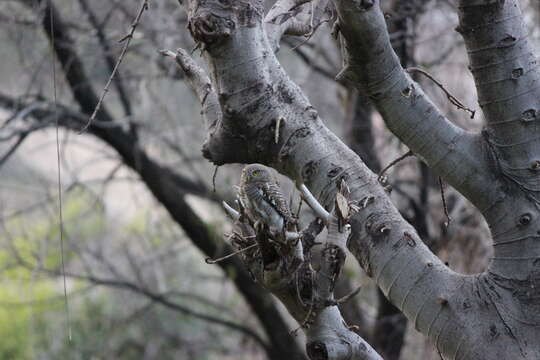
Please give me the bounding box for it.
[169,0,540,357]
[160,48,232,163]
[264,0,329,52]
[77,0,133,118]
[172,0,476,358]
[0,131,30,168]
[454,0,540,327]
[332,0,497,212]
[82,0,148,133]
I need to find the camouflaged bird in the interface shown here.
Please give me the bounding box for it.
[239,164,295,239]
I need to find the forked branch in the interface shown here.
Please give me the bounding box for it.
[332,0,495,211]
[265,0,330,52]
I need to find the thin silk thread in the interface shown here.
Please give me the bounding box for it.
[49,2,71,342]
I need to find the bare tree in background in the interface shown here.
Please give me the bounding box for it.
[1,0,304,359]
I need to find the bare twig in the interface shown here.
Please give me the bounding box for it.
[335,285,362,305]
[205,243,258,264]
[298,183,331,221]
[0,133,29,168]
[285,40,337,81]
[406,67,476,119]
[81,0,149,133]
[222,201,241,220]
[378,150,414,184]
[265,0,330,52]
[289,3,332,51]
[212,166,219,193]
[77,0,133,118]
[438,177,452,228]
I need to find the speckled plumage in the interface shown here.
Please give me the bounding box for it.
[239,164,294,236]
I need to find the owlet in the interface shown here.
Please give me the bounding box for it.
[239,164,294,237]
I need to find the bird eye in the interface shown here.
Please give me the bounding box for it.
[252,170,260,177]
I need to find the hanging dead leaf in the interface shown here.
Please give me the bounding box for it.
[336,191,349,220]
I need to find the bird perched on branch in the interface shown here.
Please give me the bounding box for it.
[239,164,295,240]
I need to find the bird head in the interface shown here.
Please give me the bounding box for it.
[241,164,273,184]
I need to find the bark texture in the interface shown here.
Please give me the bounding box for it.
[173,0,540,358]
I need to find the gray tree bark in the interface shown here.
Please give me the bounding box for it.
[170,0,540,358]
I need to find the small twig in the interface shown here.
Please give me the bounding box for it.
[160,49,176,58]
[406,67,476,119]
[290,16,331,50]
[438,177,452,228]
[298,183,331,221]
[222,201,240,220]
[335,285,362,305]
[296,194,303,217]
[378,150,414,183]
[0,132,29,168]
[295,272,306,307]
[290,268,316,335]
[80,0,149,133]
[212,165,219,193]
[205,243,258,264]
[266,0,310,24]
[288,1,315,50]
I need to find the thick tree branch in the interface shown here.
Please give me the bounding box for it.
[160,48,233,164]
[332,0,496,213]
[453,3,540,349]
[344,91,408,360]
[171,0,540,358]
[457,0,540,234]
[173,1,483,358]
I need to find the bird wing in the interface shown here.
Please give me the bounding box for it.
[261,182,293,220]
